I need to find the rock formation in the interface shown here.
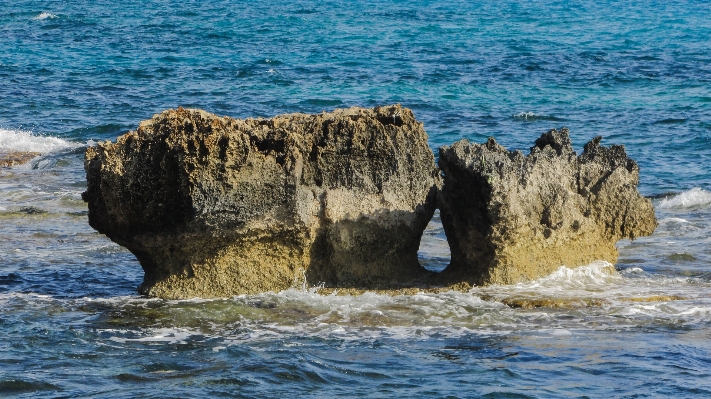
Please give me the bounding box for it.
[83,105,440,298]
[437,128,657,286]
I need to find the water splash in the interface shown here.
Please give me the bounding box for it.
[657,188,711,209]
[0,128,77,154]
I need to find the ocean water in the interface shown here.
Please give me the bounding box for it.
[1,0,711,397]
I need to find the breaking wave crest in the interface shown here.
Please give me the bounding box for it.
[657,187,711,209]
[511,112,564,121]
[33,12,58,20]
[0,128,78,154]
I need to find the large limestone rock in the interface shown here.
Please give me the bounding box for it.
[83,105,439,298]
[437,128,657,285]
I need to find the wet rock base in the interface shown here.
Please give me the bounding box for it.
[437,128,657,286]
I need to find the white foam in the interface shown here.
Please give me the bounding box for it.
[659,217,689,224]
[657,188,711,209]
[106,328,195,344]
[512,111,538,120]
[0,128,77,154]
[33,12,58,20]
[500,261,618,291]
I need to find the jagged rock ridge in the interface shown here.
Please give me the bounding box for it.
[437,128,657,286]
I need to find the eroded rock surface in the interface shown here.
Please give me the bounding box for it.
[83,105,440,298]
[437,128,657,285]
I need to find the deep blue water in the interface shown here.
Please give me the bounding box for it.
[1,1,711,397]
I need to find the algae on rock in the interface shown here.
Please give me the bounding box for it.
[83,105,440,298]
[437,128,657,286]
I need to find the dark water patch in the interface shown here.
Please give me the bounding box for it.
[441,343,518,361]
[65,124,131,140]
[617,259,648,265]
[272,366,330,385]
[116,373,156,383]
[482,392,536,399]
[0,379,61,393]
[579,51,608,62]
[654,118,687,124]
[523,62,545,72]
[0,273,22,286]
[646,191,680,200]
[294,8,318,15]
[204,377,257,387]
[666,253,697,262]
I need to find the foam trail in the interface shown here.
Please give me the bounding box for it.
[657,188,711,209]
[0,128,77,154]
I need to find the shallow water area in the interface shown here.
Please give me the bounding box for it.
[2,0,711,397]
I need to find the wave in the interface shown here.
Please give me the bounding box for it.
[0,128,78,155]
[472,261,621,298]
[656,188,711,209]
[5,260,709,344]
[511,112,564,122]
[33,12,58,20]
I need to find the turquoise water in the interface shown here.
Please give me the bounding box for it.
[1,1,711,397]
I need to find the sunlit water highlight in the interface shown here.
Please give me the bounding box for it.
[2,0,711,397]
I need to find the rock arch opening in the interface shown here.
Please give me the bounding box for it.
[417,209,451,273]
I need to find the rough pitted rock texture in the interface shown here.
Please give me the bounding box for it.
[437,128,657,286]
[83,105,440,298]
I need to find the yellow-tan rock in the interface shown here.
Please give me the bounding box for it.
[83,105,440,298]
[437,128,657,286]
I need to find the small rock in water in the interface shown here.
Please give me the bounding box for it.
[0,151,41,168]
[501,297,606,309]
[83,105,440,298]
[19,206,47,215]
[437,128,657,286]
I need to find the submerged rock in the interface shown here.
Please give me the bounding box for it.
[83,105,439,298]
[0,152,41,168]
[437,128,657,286]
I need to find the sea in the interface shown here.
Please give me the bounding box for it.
[1,1,710,397]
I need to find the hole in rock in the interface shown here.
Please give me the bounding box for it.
[417,209,451,273]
